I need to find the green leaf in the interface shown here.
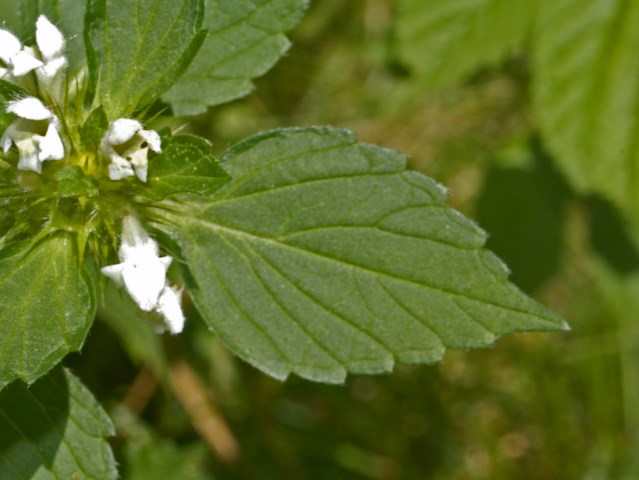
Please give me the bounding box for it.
[18,0,86,71]
[162,0,309,116]
[533,0,639,215]
[85,0,206,118]
[79,106,108,152]
[0,234,96,390]
[56,165,99,198]
[145,133,230,200]
[0,79,29,101]
[125,439,213,480]
[98,283,168,378]
[395,0,534,86]
[167,127,567,384]
[0,367,117,479]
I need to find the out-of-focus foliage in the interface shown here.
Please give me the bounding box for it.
[396,0,639,220]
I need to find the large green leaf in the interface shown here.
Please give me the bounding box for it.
[395,0,534,86]
[0,235,96,390]
[162,0,309,116]
[85,0,206,118]
[166,127,566,384]
[533,0,639,215]
[0,367,117,479]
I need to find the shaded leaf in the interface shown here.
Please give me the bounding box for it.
[145,134,230,200]
[85,0,206,118]
[0,367,117,479]
[395,0,534,86]
[167,127,566,384]
[0,234,96,390]
[98,282,168,378]
[533,0,639,215]
[56,165,99,197]
[125,439,213,480]
[79,106,108,152]
[163,0,309,115]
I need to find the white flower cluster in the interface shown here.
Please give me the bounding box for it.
[101,215,185,334]
[0,15,66,83]
[1,17,181,333]
[101,118,162,183]
[0,16,66,173]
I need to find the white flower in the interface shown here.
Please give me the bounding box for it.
[1,97,64,173]
[0,16,66,82]
[102,119,162,182]
[0,29,43,79]
[101,215,185,334]
[35,15,67,83]
[157,285,186,334]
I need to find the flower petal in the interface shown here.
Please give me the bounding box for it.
[157,285,185,334]
[11,48,44,76]
[108,155,135,180]
[15,137,42,173]
[121,255,168,311]
[129,146,149,182]
[35,15,65,61]
[101,264,125,287]
[0,29,21,64]
[106,118,142,145]
[38,123,65,161]
[7,97,52,120]
[138,129,162,153]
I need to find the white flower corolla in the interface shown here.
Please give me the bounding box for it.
[1,97,64,173]
[102,119,162,182]
[0,16,66,82]
[157,285,186,334]
[35,15,67,83]
[101,215,186,334]
[0,29,43,79]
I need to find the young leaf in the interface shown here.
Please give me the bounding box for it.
[85,0,206,118]
[0,367,117,479]
[18,0,86,71]
[0,234,96,390]
[395,0,534,86]
[533,0,639,215]
[162,0,309,116]
[144,134,230,200]
[165,127,567,384]
[80,106,109,152]
[56,165,100,197]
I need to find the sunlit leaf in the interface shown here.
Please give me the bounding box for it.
[0,235,96,390]
[85,0,206,118]
[145,133,230,200]
[163,0,309,115]
[166,127,567,384]
[0,367,117,479]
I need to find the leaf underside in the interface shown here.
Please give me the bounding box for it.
[0,368,117,479]
[0,235,96,390]
[162,0,309,115]
[169,127,567,384]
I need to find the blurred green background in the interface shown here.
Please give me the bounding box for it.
[5,0,639,478]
